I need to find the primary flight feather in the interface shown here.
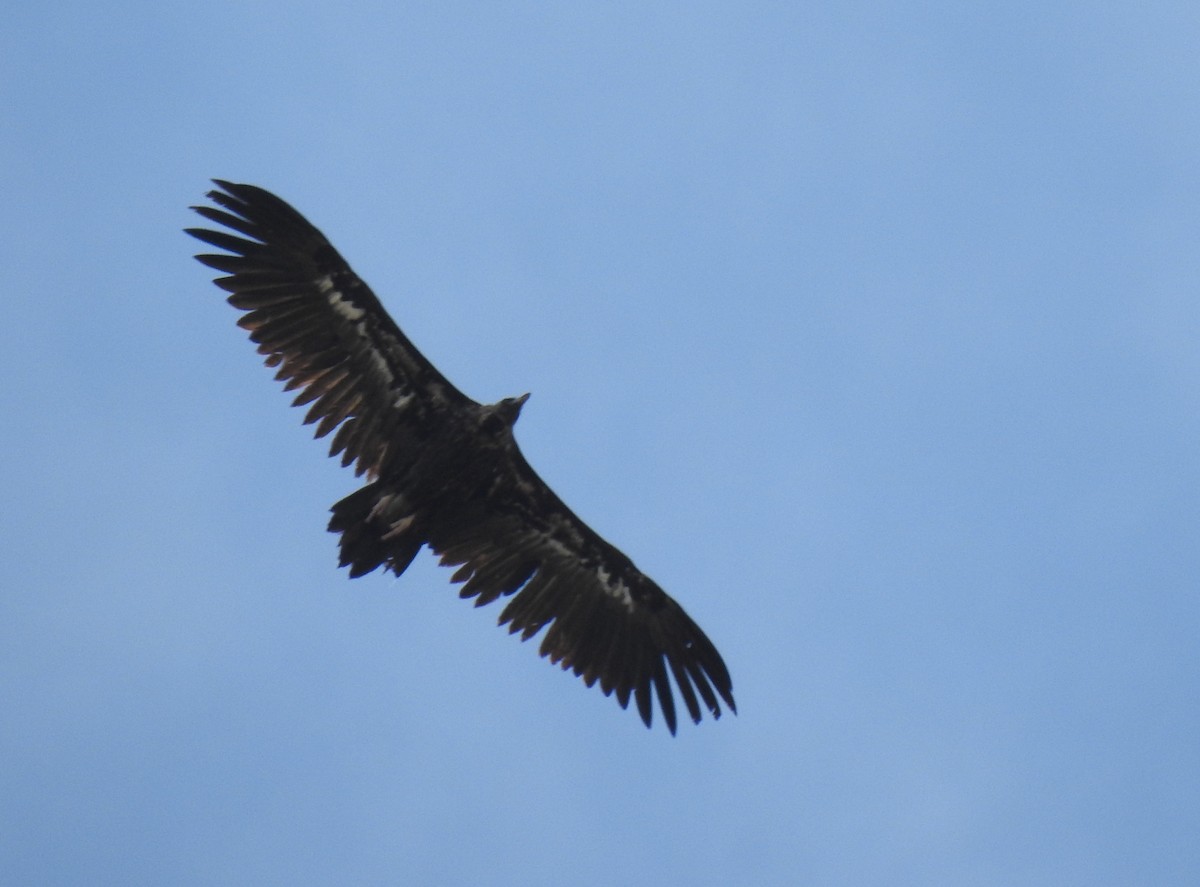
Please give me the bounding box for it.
[187,181,735,733]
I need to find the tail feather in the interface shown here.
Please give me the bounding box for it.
[328,483,422,578]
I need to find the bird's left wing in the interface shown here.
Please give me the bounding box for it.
[421,446,737,735]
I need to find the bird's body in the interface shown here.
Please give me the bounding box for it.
[188,181,734,733]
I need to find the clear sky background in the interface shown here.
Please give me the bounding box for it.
[2,3,1198,885]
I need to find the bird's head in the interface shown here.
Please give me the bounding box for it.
[500,392,530,423]
[484,392,530,434]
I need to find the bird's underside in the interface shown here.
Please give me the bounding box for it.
[187,180,735,733]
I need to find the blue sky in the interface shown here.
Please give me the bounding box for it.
[2,2,1198,884]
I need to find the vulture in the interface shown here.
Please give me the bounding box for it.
[187,181,735,733]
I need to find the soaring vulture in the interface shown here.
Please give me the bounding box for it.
[187,181,735,733]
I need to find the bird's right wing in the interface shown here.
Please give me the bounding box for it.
[187,180,473,480]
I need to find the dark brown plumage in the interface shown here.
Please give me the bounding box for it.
[187,181,734,733]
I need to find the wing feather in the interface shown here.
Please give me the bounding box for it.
[418,449,735,734]
[188,180,472,479]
